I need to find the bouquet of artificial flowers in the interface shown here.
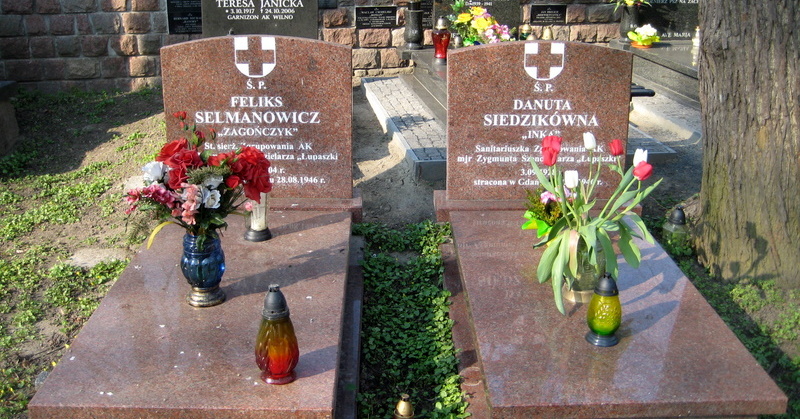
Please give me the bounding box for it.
[449,0,513,45]
[124,112,272,249]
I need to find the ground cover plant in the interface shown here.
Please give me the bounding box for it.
[353,221,468,418]
[651,211,800,418]
[0,88,164,417]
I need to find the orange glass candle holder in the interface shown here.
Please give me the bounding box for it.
[255,285,299,384]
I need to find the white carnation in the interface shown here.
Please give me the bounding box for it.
[142,161,168,184]
[203,175,224,189]
[202,188,222,209]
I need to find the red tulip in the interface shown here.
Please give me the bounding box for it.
[542,147,559,166]
[609,139,624,156]
[542,135,562,153]
[633,161,653,181]
[172,111,187,120]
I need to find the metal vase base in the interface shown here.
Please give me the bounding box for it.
[187,286,226,307]
[244,228,272,242]
[585,331,619,347]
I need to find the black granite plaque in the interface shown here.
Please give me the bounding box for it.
[530,5,566,25]
[201,0,319,38]
[639,0,699,40]
[422,0,433,28]
[168,0,202,34]
[356,6,397,29]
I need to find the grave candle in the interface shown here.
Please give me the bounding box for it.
[432,17,451,64]
[255,285,299,385]
[250,192,269,231]
[245,192,272,242]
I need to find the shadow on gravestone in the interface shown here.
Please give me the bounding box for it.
[445,41,632,202]
[161,36,353,200]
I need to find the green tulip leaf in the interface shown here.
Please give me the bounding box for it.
[567,231,580,279]
[617,222,641,268]
[597,229,618,278]
[553,276,566,315]
[626,213,655,243]
[537,235,562,283]
[530,158,555,191]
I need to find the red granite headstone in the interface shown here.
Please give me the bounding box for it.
[446,41,632,201]
[161,36,353,200]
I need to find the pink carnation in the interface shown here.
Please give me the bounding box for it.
[180,183,201,225]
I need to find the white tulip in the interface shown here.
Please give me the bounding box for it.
[564,170,580,189]
[583,132,596,151]
[633,148,648,167]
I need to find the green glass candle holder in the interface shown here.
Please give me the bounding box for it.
[586,273,621,347]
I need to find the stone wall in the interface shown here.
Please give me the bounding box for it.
[0,0,621,92]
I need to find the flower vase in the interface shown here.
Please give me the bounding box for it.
[563,237,606,304]
[631,41,652,49]
[619,5,640,41]
[181,233,226,307]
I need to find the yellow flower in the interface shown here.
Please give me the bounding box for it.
[471,16,492,31]
[456,13,472,23]
[470,6,486,16]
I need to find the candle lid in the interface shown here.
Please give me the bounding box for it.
[262,284,290,320]
[594,273,619,297]
[435,17,449,30]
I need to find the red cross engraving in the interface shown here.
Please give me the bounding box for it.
[237,37,275,76]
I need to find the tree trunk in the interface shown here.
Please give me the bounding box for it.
[697,1,800,287]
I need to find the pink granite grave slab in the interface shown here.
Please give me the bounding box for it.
[446,210,787,418]
[447,42,632,201]
[161,36,353,200]
[29,212,351,418]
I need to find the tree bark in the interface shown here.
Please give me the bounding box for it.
[697,1,800,287]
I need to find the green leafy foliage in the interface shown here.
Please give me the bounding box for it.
[677,261,800,418]
[354,221,467,418]
[0,88,161,417]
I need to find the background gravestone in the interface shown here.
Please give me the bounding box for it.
[640,0,699,39]
[446,41,632,201]
[167,0,202,34]
[161,36,353,199]
[201,0,318,38]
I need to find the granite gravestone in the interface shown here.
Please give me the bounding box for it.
[161,36,353,199]
[640,0,699,40]
[446,41,632,201]
[201,0,318,38]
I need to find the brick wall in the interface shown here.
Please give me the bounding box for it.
[0,0,621,92]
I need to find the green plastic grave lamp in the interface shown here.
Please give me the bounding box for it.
[662,206,690,250]
[586,273,621,347]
